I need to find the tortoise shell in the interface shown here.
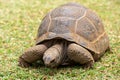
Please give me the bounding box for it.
[36,3,109,54]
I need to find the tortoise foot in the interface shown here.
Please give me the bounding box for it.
[83,60,94,69]
[18,57,32,68]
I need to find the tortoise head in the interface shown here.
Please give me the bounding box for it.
[43,49,61,68]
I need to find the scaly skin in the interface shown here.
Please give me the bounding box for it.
[43,42,63,68]
[18,41,52,68]
[19,39,95,68]
[67,43,95,68]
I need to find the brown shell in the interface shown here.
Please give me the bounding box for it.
[36,3,109,54]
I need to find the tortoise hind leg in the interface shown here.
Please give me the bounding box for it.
[67,43,94,68]
[18,41,51,68]
[93,46,111,61]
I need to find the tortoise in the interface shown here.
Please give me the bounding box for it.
[18,3,110,68]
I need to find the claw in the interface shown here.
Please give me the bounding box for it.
[18,57,32,68]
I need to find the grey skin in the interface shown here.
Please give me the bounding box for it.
[18,39,94,68]
[43,43,63,68]
[67,43,94,68]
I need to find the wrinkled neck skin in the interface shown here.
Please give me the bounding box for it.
[43,39,68,68]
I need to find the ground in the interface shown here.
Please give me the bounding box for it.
[0,0,120,80]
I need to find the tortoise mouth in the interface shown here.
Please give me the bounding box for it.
[44,60,60,68]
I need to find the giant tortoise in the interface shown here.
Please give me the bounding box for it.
[18,3,110,68]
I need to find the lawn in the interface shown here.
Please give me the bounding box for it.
[0,0,120,80]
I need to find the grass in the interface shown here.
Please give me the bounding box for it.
[0,0,120,80]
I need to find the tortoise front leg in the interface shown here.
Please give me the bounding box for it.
[18,41,51,68]
[67,43,94,68]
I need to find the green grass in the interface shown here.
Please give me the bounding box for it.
[0,0,120,80]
